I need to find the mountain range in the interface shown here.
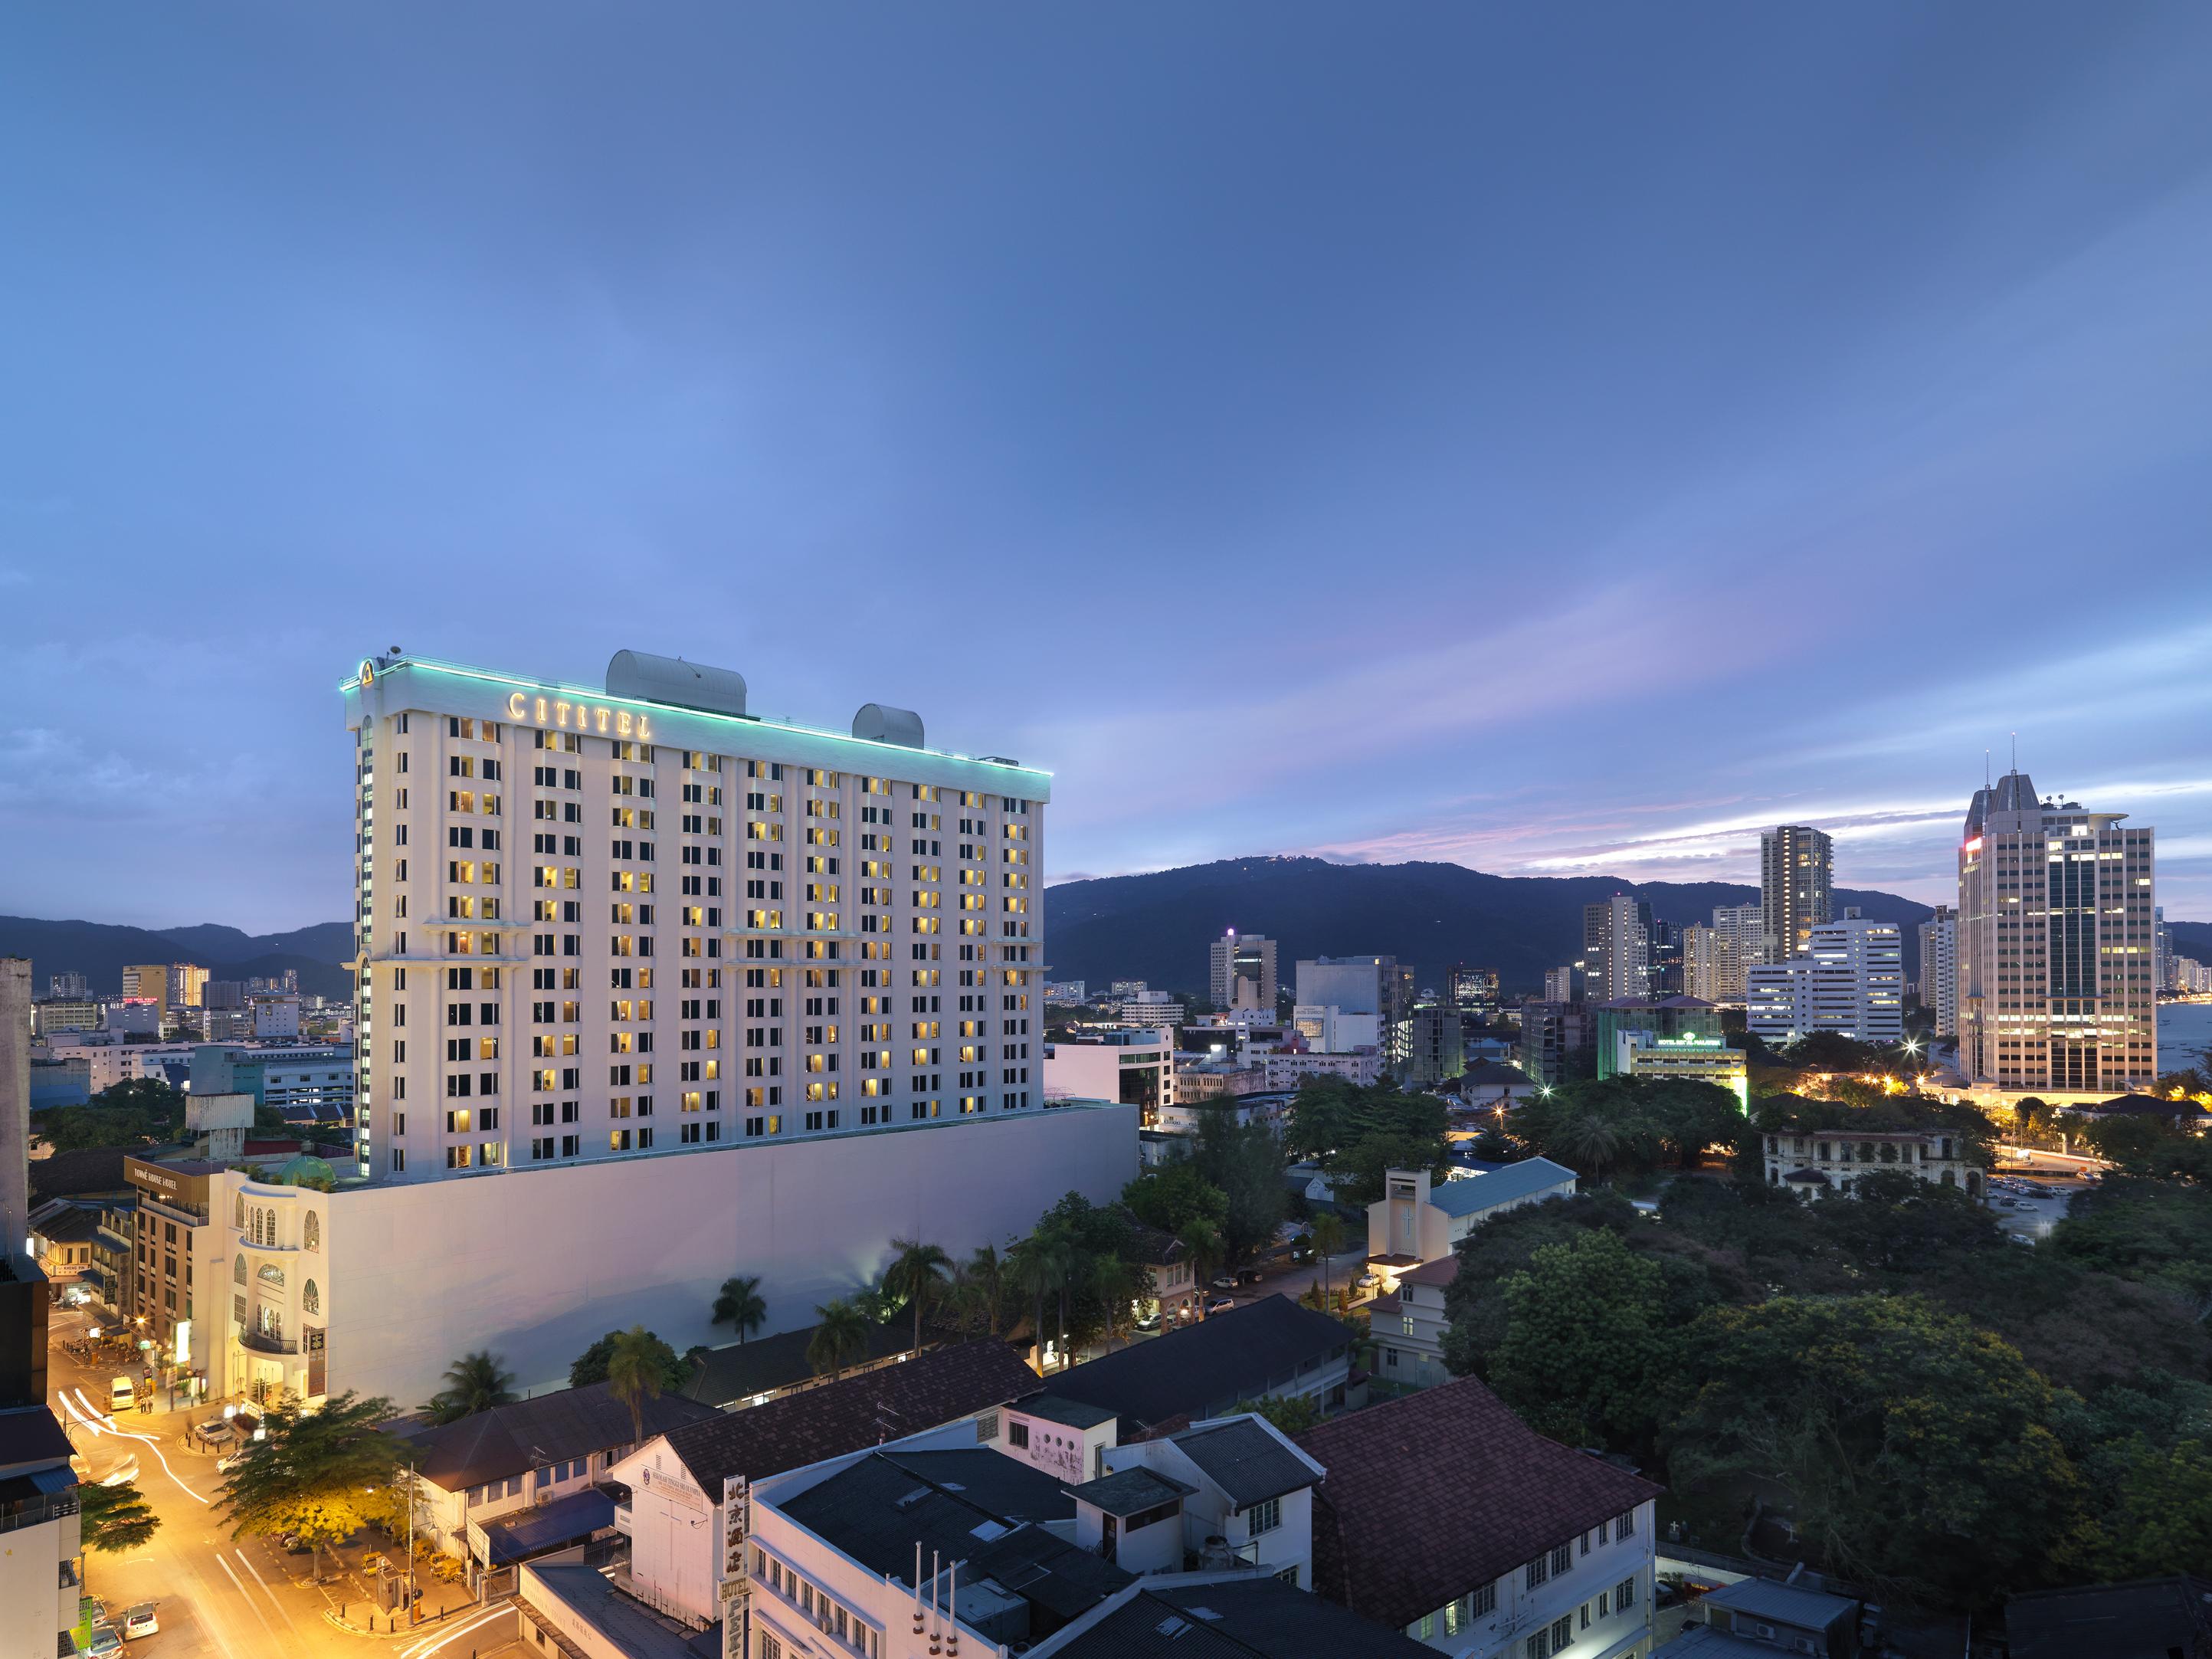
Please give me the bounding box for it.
[1051,856,1927,997]
[0,916,356,1002]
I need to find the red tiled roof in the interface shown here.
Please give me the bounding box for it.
[1296,1378,1663,1631]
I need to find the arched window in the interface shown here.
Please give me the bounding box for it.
[303,1211,320,1251]
[234,1253,247,1284]
[303,1280,320,1316]
[1940,1169,1956,1188]
[235,1195,246,1228]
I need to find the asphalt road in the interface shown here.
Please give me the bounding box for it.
[48,1304,526,1659]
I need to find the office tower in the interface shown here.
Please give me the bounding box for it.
[121,963,169,1007]
[1647,920,1685,996]
[1917,904,1957,1037]
[1958,770,2156,1094]
[1759,825,1834,965]
[1447,965,1500,1016]
[346,649,1051,1182]
[1296,955,1414,1063]
[1542,965,1581,1004]
[1582,896,1651,1004]
[46,972,90,1000]
[1397,1004,1463,1087]
[1208,929,1278,1011]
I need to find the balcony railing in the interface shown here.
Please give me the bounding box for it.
[1,1491,80,1537]
[139,1193,210,1227]
[239,1329,298,1356]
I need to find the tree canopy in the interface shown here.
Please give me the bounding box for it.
[219,1390,398,1573]
[421,1349,516,1425]
[570,1327,690,1392]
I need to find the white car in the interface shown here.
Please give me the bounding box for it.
[119,1605,159,1641]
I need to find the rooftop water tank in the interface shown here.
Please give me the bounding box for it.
[852,703,925,749]
[605,651,749,717]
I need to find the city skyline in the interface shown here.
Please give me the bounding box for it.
[5,6,2211,930]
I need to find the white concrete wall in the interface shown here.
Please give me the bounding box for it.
[0,1506,77,1659]
[325,1102,1137,1403]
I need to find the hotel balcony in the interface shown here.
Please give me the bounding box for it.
[238,1329,299,1356]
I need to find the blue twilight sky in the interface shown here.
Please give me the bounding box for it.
[4,5,2211,934]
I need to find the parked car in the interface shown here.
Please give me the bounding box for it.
[77,1597,106,1629]
[118,1605,159,1641]
[81,1625,124,1659]
[108,1378,135,1415]
[1209,1275,1237,1292]
[1205,1294,1235,1315]
[1355,1271,1380,1291]
[1134,1311,1161,1333]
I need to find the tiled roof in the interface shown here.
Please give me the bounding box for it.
[1037,1297,1353,1435]
[398,1381,721,1491]
[30,1203,103,1245]
[1296,1378,1663,1631]
[1044,1578,1434,1658]
[1172,1419,1320,1508]
[1396,1257,1460,1289]
[1427,1158,1576,1218]
[28,1148,131,1202]
[661,1340,1040,1490]
[1457,1061,1535,1087]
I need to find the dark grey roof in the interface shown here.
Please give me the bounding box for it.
[775,1448,1129,1622]
[681,1317,929,1408]
[1037,1296,1352,1434]
[1047,1578,1434,1658]
[660,1341,1039,1491]
[1172,1419,1319,1508]
[523,1562,705,1659]
[0,1405,77,1471]
[1701,1579,1856,1632]
[29,1203,103,1246]
[1014,1392,1119,1431]
[1065,1466,1196,1517]
[396,1381,721,1491]
[2005,1575,2212,1659]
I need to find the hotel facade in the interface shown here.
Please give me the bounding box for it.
[346,651,1050,1182]
[1958,770,2157,1097]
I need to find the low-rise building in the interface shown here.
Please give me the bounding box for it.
[1043,1028,1175,1124]
[1761,1121,1984,1201]
[188,1041,355,1116]
[608,1340,1044,1630]
[1370,1254,1458,1391]
[1655,1577,1860,1656]
[1519,1002,1591,1088]
[1261,1047,1384,1089]
[1453,1061,1539,1114]
[1070,1412,1325,1585]
[392,1380,721,1572]
[1155,1091,1296,1139]
[681,1316,936,1412]
[1297,1379,1663,1659]
[1367,1162,1578,1280]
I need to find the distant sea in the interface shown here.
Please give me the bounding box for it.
[2159,1002,2212,1067]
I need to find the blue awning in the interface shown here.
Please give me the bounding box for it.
[480,1487,617,1565]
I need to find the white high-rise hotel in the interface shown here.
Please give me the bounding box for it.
[1958,770,2157,1095]
[347,651,1050,1182]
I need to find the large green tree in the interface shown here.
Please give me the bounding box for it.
[1668,1296,2083,1608]
[1191,1111,1287,1261]
[35,1078,187,1152]
[1121,1161,1228,1238]
[1487,1230,1670,1451]
[78,1479,161,1593]
[570,1328,690,1392]
[219,1390,398,1578]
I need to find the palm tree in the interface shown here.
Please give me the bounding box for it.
[965,1242,1006,1336]
[1006,1227,1073,1373]
[883,1238,953,1354]
[421,1349,516,1425]
[806,1298,871,1376]
[1548,1108,1626,1180]
[1177,1216,1223,1297]
[1309,1211,1347,1305]
[605,1326,666,1444]
[711,1274,768,1342]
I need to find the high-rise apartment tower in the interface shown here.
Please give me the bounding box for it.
[1759,826,1833,965]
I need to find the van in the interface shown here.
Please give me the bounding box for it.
[109,1378,134,1415]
